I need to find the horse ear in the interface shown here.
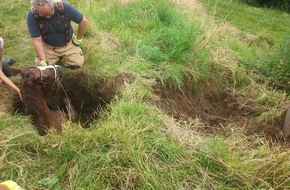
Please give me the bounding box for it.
[23,69,38,82]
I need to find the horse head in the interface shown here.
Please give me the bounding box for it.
[8,65,63,86]
[22,65,64,85]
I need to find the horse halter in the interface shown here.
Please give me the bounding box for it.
[32,65,63,85]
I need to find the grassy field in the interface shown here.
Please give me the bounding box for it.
[201,0,290,86]
[0,0,289,189]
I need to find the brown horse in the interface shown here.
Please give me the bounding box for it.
[10,65,77,135]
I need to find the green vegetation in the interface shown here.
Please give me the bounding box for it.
[202,0,290,89]
[84,0,210,88]
[0,0,289,189]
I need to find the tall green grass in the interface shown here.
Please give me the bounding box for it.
[201,0,290,88]
[266,37,290,85]
[201,0,289,41]
[83,0,208,89]
[0,1,33,65]
[94,0,199,63]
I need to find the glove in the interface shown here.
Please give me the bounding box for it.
[72,34,82,46]
[40,60,49,66]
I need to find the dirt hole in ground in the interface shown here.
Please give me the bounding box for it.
[12,70,134,128]
[11,71,289,147]
[152,78,289,147]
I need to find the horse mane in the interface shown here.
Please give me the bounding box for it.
[22,80,44,116]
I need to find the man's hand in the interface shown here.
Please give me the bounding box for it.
[72,35,82,46]
[17,88,23,101]
[40,60,49,66]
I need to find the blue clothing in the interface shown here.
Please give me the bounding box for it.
[26,1,83,47]
[2,59,13,77]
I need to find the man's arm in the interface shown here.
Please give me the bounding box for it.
[31,37,46,64]
[76,16,88,40]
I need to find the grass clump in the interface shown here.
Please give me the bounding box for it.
[85,0,203,87]
[265,37,290,86]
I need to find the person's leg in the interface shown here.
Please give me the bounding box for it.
[34,43,61,65]
[59,41,84,68]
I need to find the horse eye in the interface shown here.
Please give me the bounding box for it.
[34,77,41,82]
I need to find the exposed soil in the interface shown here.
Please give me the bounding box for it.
[151,78,289,147]
[59,70,134,126]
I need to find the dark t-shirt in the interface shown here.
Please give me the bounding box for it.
[26,1,83,47]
